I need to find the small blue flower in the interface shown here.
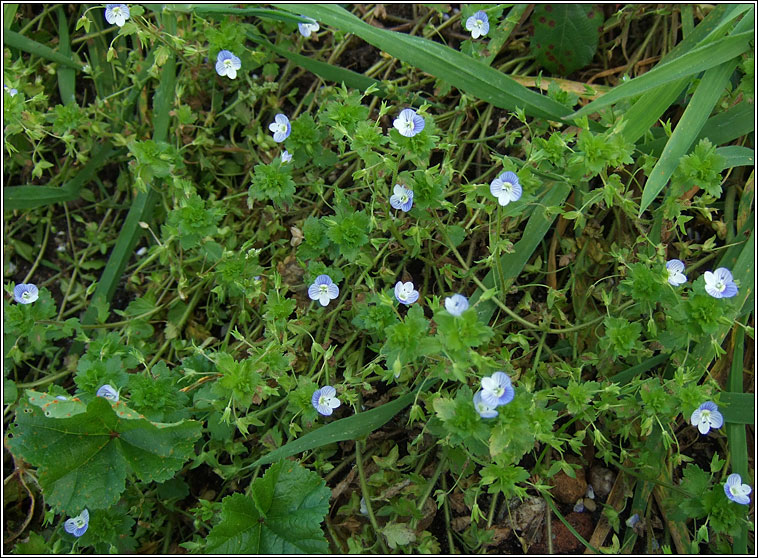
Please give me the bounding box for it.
[312,385,341,416]
[13,283,39,304]
[96,384,119,402]
[666,259,687,286]
[394,281,419,306]
[625,513,640,528]
[393,108,425,138]
[308,274,339,307]
[359,496,369,516]
[4,85,18,97]
[390,184,414,212]
[724,473,752,505]
[573,500,585,513]
[281,150,292,163]
[480,371,514,407]
[56,395,68,401]
[690,401,723,434]
[704,267,738,298]
[465,10,490,39]
[490,171,522,206]
[104,4,130,27]
[298,16,320,38]
[444,294,469,316]
[269,113,291,143]
[64,509,89,537]
[215,50,241,80]
[473,390,498,418]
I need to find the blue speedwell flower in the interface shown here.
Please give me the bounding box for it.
[269,114,291,143]
[393,108,425,138]
[96,384,119,402]
[666,259,687,286]
[215,50,241,80]
[473,390,498,418]
[64,509,89,537]
[480,371,514,407]
[13,283,39,304]
[4,85,18,97]
[298,16,320,38]
[490,171,522,206]
[308,274,339,307]
[444,294,469,316]
[465,10,490,39]
[394,281,419,306]
[281,150,292,163]
[312,385,340,416]
[390,184,414,212]
[690,401,723,434]
[104,4,130,27]
[724,473,752,505]
[704,267,738,299]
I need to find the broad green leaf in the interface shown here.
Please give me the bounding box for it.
[250,381,437,468]
[530,5,603,75]
[206,461,330,554]
[56,7,76,106]
[274,4,570,121]
[716,146,755,170]
[570,31,752,120]
[8,394,202,514]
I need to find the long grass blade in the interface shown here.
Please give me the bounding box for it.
[638,58,741,215]
[274,3,571,121]
[250,383,433,468]
[570,31,752,120]
[726,326,748,553]
[3,28,82,69]
[79,15,177,329]
[472,181,572,324]
[56,7,76,106]
[4,144,119,210]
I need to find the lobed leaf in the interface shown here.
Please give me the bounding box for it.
[206,461,330,554]
[8,394,202,514]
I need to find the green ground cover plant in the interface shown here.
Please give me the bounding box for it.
[3,3,754,554]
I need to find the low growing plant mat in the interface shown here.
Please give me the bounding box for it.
[3,3,754,554]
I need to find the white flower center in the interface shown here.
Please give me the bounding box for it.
[402,120,414,133]
[494,386,504,397]
[319,395,329,406]
[74,517,85,527]
[399,194,408,203]
[277,123,287,134]
[113,7,122,16]
[474,19,484,30]
[701,410,711,422]
[224,59,233,69]
[319,285,329,294]
[22,291,31,300]
[714,280,725,292]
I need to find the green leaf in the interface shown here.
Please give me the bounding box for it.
[530,6,603,75]
[274,4,570,121]
[206,461,330,554]
[570,31,753,120]
[250,381,437,468]
[7,393,202,514]
[382,522,417,549]
[3,29,83,70]
[639,57,741,215]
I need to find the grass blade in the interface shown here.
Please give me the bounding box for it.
[3,28,82,69]
[79,15,177,329]
[726,327,748,553]
[161,3,306,24]
[637,101,755,156]
[56,7,76,106]
[472,180,572,324]
[4,143,119,210]
[246,30,383,94]
[250,383,433,468]
[569,31,752,120]
[638,58,741,215]
[274,3,570,121]
[716,146,755,170]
